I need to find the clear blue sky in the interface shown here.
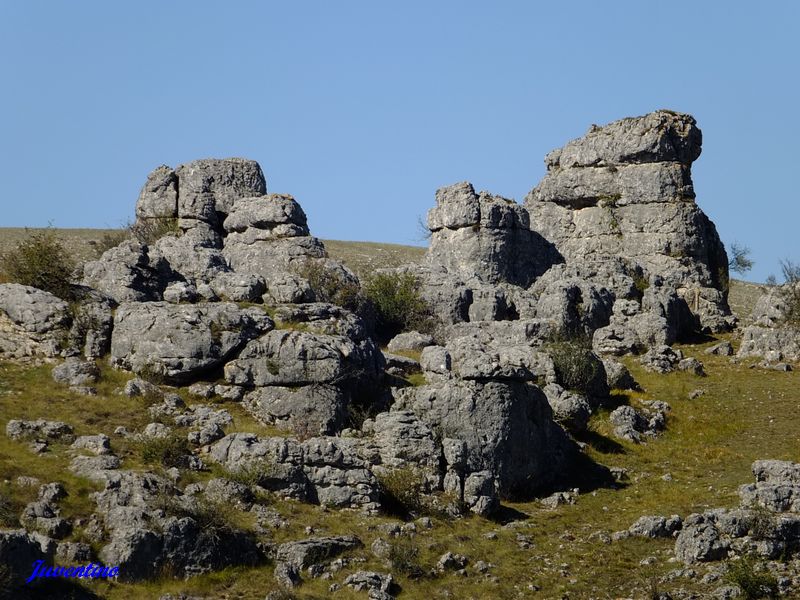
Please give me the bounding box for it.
[1,1,797,282]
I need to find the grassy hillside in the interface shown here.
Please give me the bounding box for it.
[1,335,797,598]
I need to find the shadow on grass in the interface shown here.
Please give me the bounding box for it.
[575,430,626,455]
[486,504,530,524]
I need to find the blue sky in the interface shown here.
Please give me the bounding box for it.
[1,1,797,282]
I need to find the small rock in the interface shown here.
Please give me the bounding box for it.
[71,434,112,455]
[705,341,733,356]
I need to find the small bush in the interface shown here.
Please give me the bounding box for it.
[725,555,779,599]
[292,259,365,313]
[0,228,76,299]
[130,217,179,245]
[389,538,426,579]
[363,271,434,341]
[547,336,603,396]
[377,467,431,518]
[140,434,192,469]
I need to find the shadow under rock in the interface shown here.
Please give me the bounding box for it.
[486,504,530,524]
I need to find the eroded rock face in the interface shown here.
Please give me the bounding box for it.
[110,302,273,383]
[526,111,731,333]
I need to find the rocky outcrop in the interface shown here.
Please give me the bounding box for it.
[89,469,263,581]
[526,110,732,333]
[82,158,355,312]
[427,182,558,288]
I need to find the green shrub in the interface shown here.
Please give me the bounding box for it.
[363,271,433,341]
[729,242,754,275]
[292,259,365,313]
[0,227,76,299]
[377,467,431,518]
[140,434,191,469]
[747,503,776,541]
[547,336,603,396]
[725,555,778,599]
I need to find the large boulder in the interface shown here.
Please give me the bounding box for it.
[526,111,732,333]
[392,378,573,497]
[0,284,71,358]
[208,433,380,511]
[224,329,375,387]
[110,302,273,383]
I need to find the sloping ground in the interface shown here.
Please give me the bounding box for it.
[1,337,798,598]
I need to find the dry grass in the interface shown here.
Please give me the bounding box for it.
[2,335,798,598]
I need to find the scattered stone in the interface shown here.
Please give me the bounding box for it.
[142,422,173,439]
[6,419,75,443]
[123,377,163,399]
[71,434,112,455]
[677,357,706,376]
[540,489,579,509]
[276,536,362,569]
[274,561,302,588]
[437,552,468,572]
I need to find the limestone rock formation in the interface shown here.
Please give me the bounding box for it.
[83,158,354,308]
[526,110,732,333]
